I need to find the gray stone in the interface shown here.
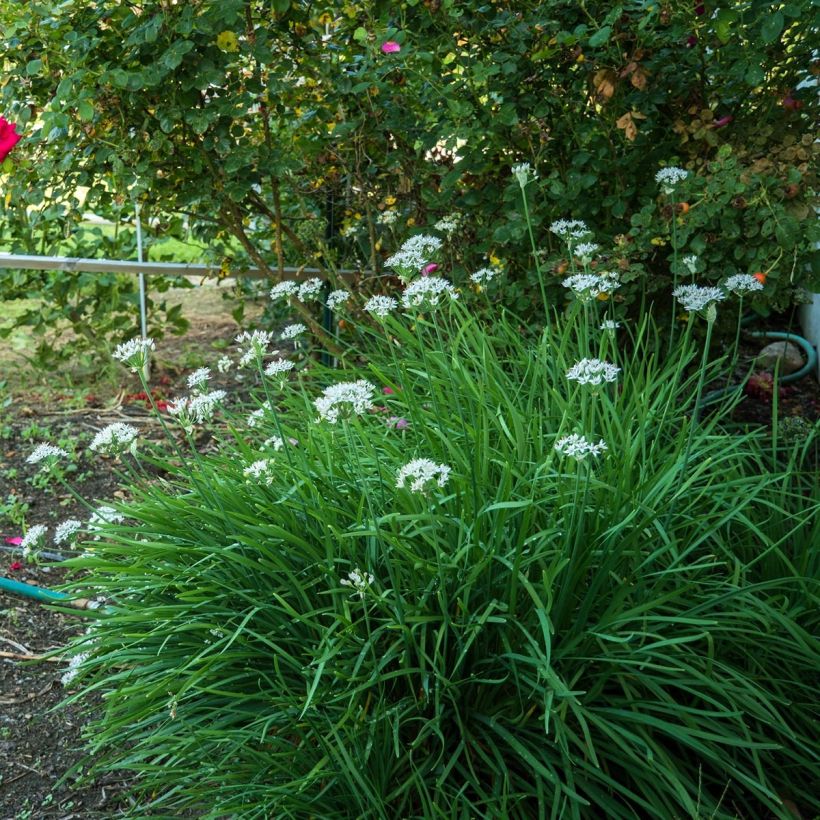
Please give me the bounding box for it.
[756,341,805,374]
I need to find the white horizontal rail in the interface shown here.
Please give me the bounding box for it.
[0,253,363,280]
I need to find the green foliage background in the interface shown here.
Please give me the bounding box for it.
[0,0,818,353]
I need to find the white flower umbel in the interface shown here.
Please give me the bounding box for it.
[89,422,139,456]
[402,277,459,310]
[243,458,276,485]
[554,434,608,462]
[216,355,233,374]
[385,234,442,275]
[269,280,299,302]
[573,242,599,263]
[188,390,226,423]
[470,267,498,286]
[280,323,307,341]
[511,162,536,187]
[550,219,592,243]
[682,255,699,275]
[377,209,399,226]
[113,337,155,371]
[264,436,285,451]
[88,505,125,533]
[673,284,726,314]
[326,289,351,310]
[434,214,460,234]
[600,319,621,331]
[656,166,689,193]
[187,367,211,391]
[724,274,764,295]
[54,519,83,546]
[297,278,323,302]
[315,380,376,424]
[236,330,274,367]
[61,651,90,687]
[396,458,451,493]
[21,524,47,559]
[247,402,272,428]
[26,443,69,467]
[340,568,375,599]
[364,295,398,319]
[562,274,620,302]
[264,358,295,378]
[566,358,621,386]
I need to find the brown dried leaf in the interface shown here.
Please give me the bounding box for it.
[592,68,618,102]
[630,66,649,90]
[615,112,637,141]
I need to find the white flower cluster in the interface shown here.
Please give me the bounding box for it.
[61,650,90,687]
[281,323,307,341]
[314,380,376,424]
[112,337,155,371]
[364,295,398,318]
[26,443,69,465]
[401,277,459,310]
[236,330,274,366]
[573,242,599,262]
[326,289,351,309]
[470,267,498,285]
[377,209,399,226]
[656,166,689,191]
[264,436,285,451]
[187,367,211,391]
[88,505,125,533]
[434,214,461,234]
[672,284,726,313]
[385,234,442,274]
[297,278,323,302]
[562,273,620,301]
[723,274,764,295]
[21,524,47,558]
[396,458,451,493]
[340,568,375,599]
[511,162,536,187]
[216,355,233,374]
[566,358,621,386]
[178,390,227,424]
[269,281,299,302]
[264,358,295,378]
[600,319,621,331]
[550,219,591,242]
[682,255,699,274]
[247,402,272,428]
[243,458,276,485]
[554,434,608,461]
[89,423,139,455]
[54,519,83,546]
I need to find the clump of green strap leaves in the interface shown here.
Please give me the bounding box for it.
[0,0,817,364]
[64,268,819,817]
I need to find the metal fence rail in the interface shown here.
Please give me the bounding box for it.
[0,253,362,280]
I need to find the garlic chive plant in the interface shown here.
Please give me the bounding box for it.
[59,201,819,820]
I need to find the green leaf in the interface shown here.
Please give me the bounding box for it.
[353,27,367,43]
[272,0,291,12]
[714,9,737,44]
[77,101,94,122]
[588,26,611,47]
[26,59,43,76]
[761,10,784,43]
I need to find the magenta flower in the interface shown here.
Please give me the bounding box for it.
[0,117,21,162]
[421,263,439,276]
[390,417,410,430]
[686,35,698,48]
[381,40,401,54]
[711,115,733,129]
[382,386,395,395]
[4,536,23,546]
[694,4,705,15]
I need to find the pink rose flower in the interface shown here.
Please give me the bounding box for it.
[0,117,21,162]
[381,41,401,54]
